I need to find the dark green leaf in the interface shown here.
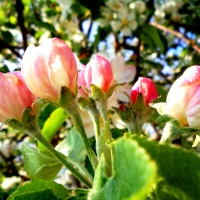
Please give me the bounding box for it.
[110,128,124,139]
[68,188,89,200]
[35,21,56,33]
[0,30,13,43]
[75,0,102,19]
[0,187,16,200]
[7,180,70,200]
[0,64,9,73]
[38,104,56,129]
[133,136,200,200]
[141,24,168,53]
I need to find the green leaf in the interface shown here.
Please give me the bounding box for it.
[75,0,102,19]
[0,30,13,43]
[156,114,174,124]
[0,64,9,73]
[68,188,89,200]
[141,24,168,53]
[22,143,62,180]
[7,179,70,200]
[150,102,168,116]
[56,128,93,181]
[110,128,124,139]
[0,188,16,200]
[37,104,56,129]
[155,84,168,102]
[56,128,85,164]
[133,136,200,200]
[88,137,157,200]
[38,108,68,151]
[35,21,56,33]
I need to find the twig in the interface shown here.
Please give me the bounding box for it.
[151,22,200,54]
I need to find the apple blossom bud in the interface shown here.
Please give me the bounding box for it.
[166,66,200,128]
[77,65,88,98]
[84,55,114,93]
[0,71,36,122]
[130,77,158,105]
[22,37,77,101]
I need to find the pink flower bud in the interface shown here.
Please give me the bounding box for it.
[77,65,88,98]
[0,71,36,122]
[130,77,158,105]
[22,38,77,101]
[84,55,114,93]
[166,66,200,128]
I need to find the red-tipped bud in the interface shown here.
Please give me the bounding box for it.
[130,77,158,106]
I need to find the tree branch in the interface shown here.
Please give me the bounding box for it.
[151,22,200,54]
[0,39,22,58]
[15,0,28,50]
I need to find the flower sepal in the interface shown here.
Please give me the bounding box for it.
[6,106,39,138]
[160,119,200,144]
[78,97,97,112]
[131,93,155,119]
[90,84,105,100]
[105,83,125,99]
[58,86,76,108]
[130,93,147,113]
[114,94,156,134]
[6,118,24,131]
[90,83,123,100]
[113,105,135,127]
[33,98,59,113]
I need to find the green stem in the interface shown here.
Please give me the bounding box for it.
[96,98,108,123]
[88,108,101,159]
[25,126,93,188]
[127,123,135,134]
[126,112,143,134]
[64,101,99,170]
[89,109,101,138]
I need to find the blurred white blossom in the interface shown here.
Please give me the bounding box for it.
[97,0,147,35]
[111,7,137,36]
[154,0,184,23]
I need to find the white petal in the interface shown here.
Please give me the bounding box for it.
[121,27,131,36]
[129,20,138,31]
[111,20,122,31]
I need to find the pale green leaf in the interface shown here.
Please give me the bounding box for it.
[22,144,62,180]
[88,137,157,200]
[38,108,68,151]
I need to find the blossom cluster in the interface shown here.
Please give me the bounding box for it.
[2,37,200,170]
[0,38,158,137]
[154,0,183,23]
[98,0,146,36]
